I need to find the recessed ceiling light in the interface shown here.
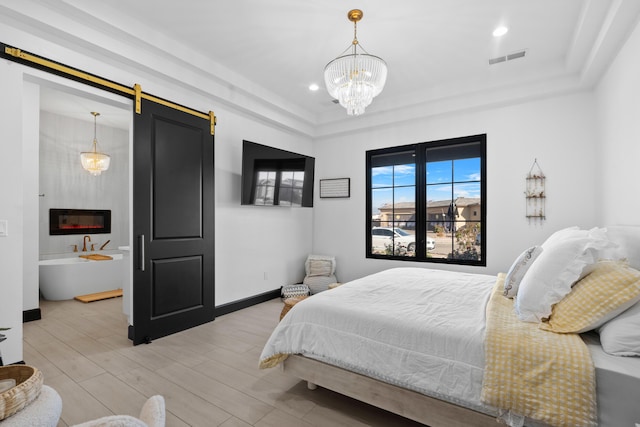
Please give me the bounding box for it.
[308,83,319,91]
[493,26,508,37]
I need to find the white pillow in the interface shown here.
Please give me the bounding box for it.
[542,226,579,246]
[503,246,543,298]
[515,227,616,322]
[598,302,640,356]
[304,254,336,276]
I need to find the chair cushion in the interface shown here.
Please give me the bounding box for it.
[303,274,338,294]
[304,255,336,276]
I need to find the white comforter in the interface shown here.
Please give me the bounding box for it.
[260,267,497,412]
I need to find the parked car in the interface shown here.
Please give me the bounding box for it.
[371,227,435,253]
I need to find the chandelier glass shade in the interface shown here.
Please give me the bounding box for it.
[324,9,387,116]
[80,112,111,176]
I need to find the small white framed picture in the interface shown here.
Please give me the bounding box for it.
[320,178,350,198]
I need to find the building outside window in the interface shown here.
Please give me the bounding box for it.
[366,134,486,265]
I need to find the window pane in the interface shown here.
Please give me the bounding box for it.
[394,164,416,186]
[426,184,452,205]
[372,188,393,225]
[394,185,416,206]
[426,160,452,184]
[454,182,481,199]
[370,153,416,257]
[392,223,416,257]
[429,226,452,260]
[450,221,481,261]
[371,225,392,255]
[372,166,393,188]
[425,231,436,255]
[453,157,480,182]
[426,202,453,218]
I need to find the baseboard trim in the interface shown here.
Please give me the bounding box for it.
[215,289,281,316]
[125,290,280,342]
[23,308,41,323]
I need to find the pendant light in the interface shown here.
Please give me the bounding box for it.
[80,112,110,176]
[324,9,388,116]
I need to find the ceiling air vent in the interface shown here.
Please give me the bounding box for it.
[489,49,527,65]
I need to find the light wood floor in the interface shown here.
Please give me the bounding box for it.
[24,297,425,427]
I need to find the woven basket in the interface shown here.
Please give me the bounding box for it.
[279,296,308,321]
[0,365,44,421]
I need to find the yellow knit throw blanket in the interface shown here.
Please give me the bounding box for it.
[481,274,596,427]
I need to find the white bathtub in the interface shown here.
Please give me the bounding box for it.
[39,252,124,300]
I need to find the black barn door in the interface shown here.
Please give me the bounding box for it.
[132,99,214,345]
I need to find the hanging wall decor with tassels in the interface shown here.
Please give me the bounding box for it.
[525,159,546,221]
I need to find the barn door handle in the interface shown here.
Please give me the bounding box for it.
[139,234,145,271]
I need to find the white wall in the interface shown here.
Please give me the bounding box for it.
[595,18,640,226]
[0,61,24,364]
[214,107,314,304]
[39,111,129,255]
[313,92,600,282]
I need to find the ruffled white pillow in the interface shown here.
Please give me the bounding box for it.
[503,246,543,298]
[515,227,616,322]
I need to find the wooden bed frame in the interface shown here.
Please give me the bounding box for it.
[282,355,498,427]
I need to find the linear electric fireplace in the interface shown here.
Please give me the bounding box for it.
[49,209,111,235]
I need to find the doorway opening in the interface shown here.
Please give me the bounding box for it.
[32,76,134,329]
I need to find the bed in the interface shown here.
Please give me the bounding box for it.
[259,226,640,427]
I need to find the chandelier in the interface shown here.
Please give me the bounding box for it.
[324,9,387,116]
[80,112,111,176]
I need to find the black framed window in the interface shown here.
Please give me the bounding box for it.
[366,134,486,266]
